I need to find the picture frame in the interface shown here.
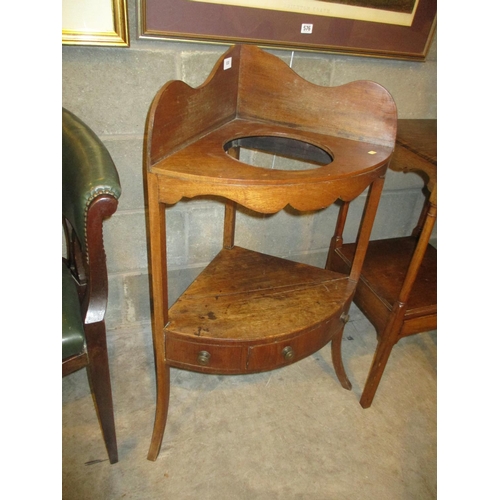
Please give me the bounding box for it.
[63,0,129,47]
[138,0,436,60]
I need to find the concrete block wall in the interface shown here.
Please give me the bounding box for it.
[62,0,437,332]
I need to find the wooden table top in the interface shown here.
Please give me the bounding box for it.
[396,119,436,166]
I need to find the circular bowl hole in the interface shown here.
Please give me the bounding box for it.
[224,136,333,171]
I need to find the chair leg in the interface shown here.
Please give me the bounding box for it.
[85,321,118,464]
[147,362,170,461]
[331,324,352,391]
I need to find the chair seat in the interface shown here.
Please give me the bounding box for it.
[62,261,85,359]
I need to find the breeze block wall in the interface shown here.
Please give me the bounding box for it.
[62,0,437,332]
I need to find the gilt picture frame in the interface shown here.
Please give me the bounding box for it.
[63,0,129,47]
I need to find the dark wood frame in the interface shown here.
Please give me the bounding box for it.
[138,0,436,60]
[63,195,120,464]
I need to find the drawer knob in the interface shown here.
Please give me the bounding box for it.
[197,350,211,365]
[341,312,350,324]
[282,346,295,361]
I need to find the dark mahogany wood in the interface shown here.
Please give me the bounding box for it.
[144,44,398,460]
[327,119,437,408]
[63,195,119,464]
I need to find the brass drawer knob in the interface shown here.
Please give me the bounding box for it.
[341,312,350,324]
[282,346,295,361]
[197,350,211,365]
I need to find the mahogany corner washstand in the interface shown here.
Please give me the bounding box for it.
[327,119,437,408]
[144,45,397,460]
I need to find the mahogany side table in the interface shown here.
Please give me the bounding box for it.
[144,45,397,460]
[327,119,437,408]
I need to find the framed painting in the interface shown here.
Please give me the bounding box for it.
[138,0,436,60]
[63,0,129,47]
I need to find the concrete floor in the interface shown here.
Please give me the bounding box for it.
[62,304,437,499]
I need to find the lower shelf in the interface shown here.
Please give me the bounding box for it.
[165,246,355,374]
[330,236,437,336]
[333,236,437,313]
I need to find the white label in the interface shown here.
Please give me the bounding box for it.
[301,23,313,34]
[223,57,232,70]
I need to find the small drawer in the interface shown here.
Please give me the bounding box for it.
[246,320,337,372]
[166,336,246,374]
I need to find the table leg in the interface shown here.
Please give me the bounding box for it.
[359,306,403,409]
[331,318,352,391]
[148,364,170,461]
[145,173,171,461]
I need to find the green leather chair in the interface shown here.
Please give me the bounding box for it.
[62,108,121,464]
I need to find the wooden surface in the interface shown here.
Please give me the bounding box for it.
[148,45,397,164]
[390,119,437,200]
[327,118,437,408]
[396,119,436,164]
[146,45,397,213]
[333,237,436,317]
[166,246,354,373]
[144,44,398,460]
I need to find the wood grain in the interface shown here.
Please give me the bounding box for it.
[144,44,398,459]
